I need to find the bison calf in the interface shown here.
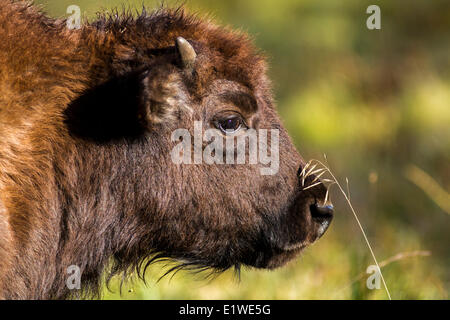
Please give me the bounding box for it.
[0,0,333,299]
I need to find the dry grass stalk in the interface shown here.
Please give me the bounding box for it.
[404,164,450,215]
[300,156,392,299]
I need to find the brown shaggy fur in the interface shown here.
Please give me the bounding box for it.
[0,0,331,299]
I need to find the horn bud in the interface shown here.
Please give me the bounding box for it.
[175,37,196,71]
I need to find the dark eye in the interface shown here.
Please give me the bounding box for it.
[218,116,243,134]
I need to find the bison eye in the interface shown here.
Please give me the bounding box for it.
[217,116,243,134]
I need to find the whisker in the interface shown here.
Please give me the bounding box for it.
[311,170,326,183]
[302,181,323,191]
[302,164,318,186]
[304,164,318,179]
[309,168,326,176]
[299,161,313,186]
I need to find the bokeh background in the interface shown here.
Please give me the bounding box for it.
[35,0,449,299]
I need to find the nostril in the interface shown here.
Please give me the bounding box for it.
[310,204,334,239]
[310,204,334,219]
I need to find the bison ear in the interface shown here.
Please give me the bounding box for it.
[139,68,189,125]
[64,72,147,142]
[64,68,188,142]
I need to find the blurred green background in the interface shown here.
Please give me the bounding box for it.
[35,0,449,299]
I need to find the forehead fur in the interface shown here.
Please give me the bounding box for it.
[88,7,268,92]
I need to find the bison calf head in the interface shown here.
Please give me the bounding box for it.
[64,14,334,271]
[0,4,333,299]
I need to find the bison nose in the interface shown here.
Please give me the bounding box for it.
[310,203,334,239]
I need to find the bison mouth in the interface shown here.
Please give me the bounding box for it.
[241,182,334,269]
[239,242,307,269]
[242,209,333,269]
